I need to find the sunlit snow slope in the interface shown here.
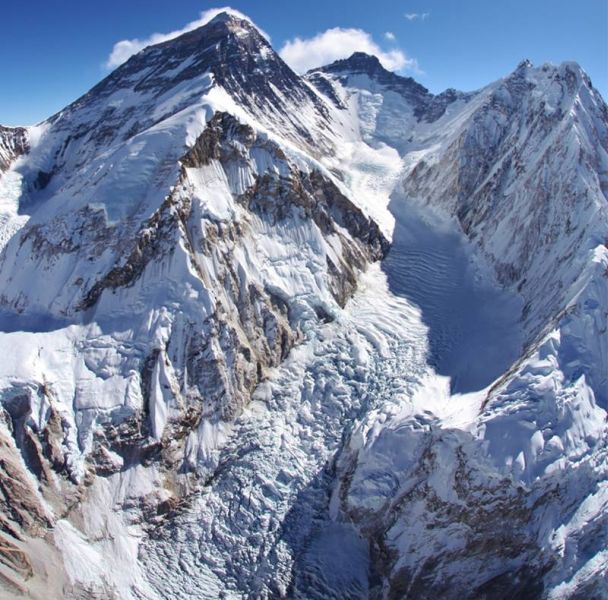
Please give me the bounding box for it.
[0,10,606,600]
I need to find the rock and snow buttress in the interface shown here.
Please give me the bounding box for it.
[0,10,607,600]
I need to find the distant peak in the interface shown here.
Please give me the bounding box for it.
[192,9,271,42]
[315,52,388,76]
[208,10,237,23]
[205,10,253,30]
[313,52,430,99]
[516,59,533,71]
[347,52,384,68]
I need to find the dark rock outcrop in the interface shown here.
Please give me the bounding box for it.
[0,126,28,173]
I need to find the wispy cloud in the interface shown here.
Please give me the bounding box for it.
[384,31,396,42]
[105,6,270,69]
[404,12,430,21]
[279,27,417,74]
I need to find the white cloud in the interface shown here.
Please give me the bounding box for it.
[404,12,430,21]
[279,27,417,74]
[106,6,270,69]
[384,31,396,42]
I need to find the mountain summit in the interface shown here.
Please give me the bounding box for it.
[310,51,471,124]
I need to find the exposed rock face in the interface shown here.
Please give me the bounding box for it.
[0,401,69,598]
[335,422,547,598]
[0,126,28,173]
[335,403,608,599]
[185,112,388,302]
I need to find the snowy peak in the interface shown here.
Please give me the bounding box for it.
[135,11,276,88]
[79,11,273,99]
[502,59,604,110]
[33,9,333,190]
[67,10,295,121]
[319,52,393,77]
[315,52,429,99]
[515,58,533,71]
[401,56,608,344]
[310,52,470,123]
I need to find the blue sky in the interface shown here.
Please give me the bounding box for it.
[1,0,606,126]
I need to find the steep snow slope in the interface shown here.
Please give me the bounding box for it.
[400,60,608,343]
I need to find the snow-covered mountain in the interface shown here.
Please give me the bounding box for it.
[309,51,608,599]
[0,10,606,599]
